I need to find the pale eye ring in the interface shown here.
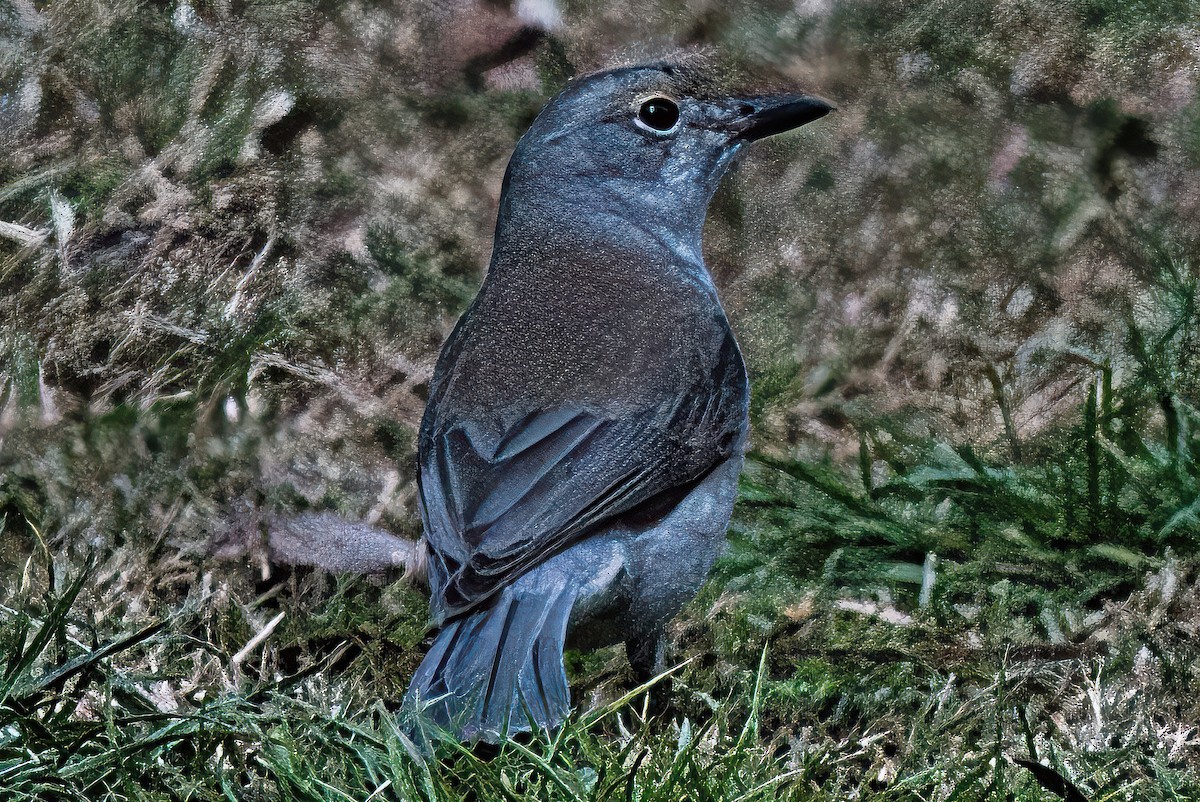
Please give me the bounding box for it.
[635,96,680,133]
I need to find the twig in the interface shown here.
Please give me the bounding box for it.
[232,610,286,665]
[0,220,48,247]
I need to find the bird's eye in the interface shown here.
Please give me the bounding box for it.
[636,97,680,132]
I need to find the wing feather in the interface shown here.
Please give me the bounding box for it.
[419,326,748,621]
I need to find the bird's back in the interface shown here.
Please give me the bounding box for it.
[417,229,749,616]
[429,233,739,419]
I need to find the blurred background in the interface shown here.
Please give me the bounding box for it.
[2,1,1200,798]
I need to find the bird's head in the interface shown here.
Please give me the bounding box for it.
[498,57,833,246]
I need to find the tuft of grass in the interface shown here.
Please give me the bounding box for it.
[4,543,1199,800]
[733,252,1200,607]
[0,568,867,801]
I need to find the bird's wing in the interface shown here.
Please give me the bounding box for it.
[418,330,747,620]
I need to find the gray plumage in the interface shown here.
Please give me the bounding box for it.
[404,58,831,742]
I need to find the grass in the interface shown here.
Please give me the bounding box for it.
[3,0,1200,798]
[5,265,1200,796]
[2,543,1198,800]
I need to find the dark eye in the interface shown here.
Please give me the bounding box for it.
[637,97,679,132]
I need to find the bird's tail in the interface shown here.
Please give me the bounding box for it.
[404,584,576,743]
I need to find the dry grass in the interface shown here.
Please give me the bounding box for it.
[3,0,1200,798]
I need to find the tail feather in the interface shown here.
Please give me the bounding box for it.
[524,589,574,719]
[405,585,576,743]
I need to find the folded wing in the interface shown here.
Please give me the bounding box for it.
[419,327,747,622]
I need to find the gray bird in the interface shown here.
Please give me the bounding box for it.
[404,58,831,743]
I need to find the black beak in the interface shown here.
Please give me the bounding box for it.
[735,94,835,141]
